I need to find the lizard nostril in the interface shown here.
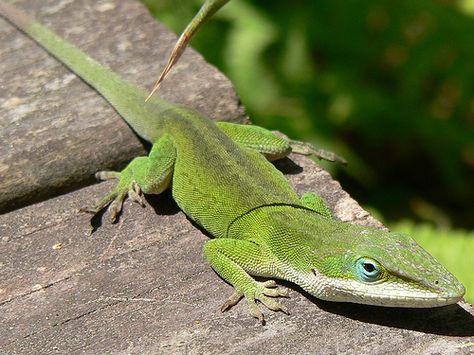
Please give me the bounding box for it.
[435,280,439,285]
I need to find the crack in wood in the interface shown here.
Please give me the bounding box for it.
[0,275,72,307]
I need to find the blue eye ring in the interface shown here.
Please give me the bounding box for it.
[356,257,382,283]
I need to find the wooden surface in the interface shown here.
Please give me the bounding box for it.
[1,0,473,354]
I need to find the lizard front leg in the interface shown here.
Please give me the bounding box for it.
[204,238,289,323]
[216,121,346,164]
[87,134,176,221]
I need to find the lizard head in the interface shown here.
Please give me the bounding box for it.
[296,221,465,307]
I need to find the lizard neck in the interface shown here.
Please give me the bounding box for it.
[226,204,343,281]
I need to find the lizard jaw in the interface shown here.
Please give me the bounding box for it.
[302,268,464,308]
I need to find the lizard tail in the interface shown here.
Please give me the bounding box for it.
[0,1,173,143]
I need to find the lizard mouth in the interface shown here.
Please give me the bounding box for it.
[308,268,465,307]
[320,285,464,308]
[350,292,464,308]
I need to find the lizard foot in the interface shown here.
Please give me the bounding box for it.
[221,280,289,324]
[80,169,145,222]
[289,139,347,165]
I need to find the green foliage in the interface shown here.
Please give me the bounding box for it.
[391,220,474,303]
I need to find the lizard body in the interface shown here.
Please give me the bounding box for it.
[0,1,465,323]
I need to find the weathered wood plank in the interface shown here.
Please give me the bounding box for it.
[1,154,473,353]
[0,0,247,213]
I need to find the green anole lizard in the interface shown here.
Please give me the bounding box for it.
[0,1,465,323]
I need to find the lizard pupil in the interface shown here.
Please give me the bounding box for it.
[363,263,375,273]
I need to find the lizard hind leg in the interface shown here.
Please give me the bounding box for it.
[216,121,347,164]
[85,134,176,222]
[216,122,292,161]
[204,238,290,324]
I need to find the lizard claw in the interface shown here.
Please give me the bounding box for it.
[95,170,120,180]
[107,192,127,222]
[220,291,243,313]
[247,298,265,324]
[289,139,347,165]
[81,169,145,222]
[78,190,117,216]
[220,280,290,324]
[129,182,145,207]
[260,280,290,298]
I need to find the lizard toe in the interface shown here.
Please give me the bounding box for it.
[289,139,347,165]
[129,181,145,207]
[255,281,289,314]
[95,170,120,181]
[246,297,265,324]
[79,190,117,216]
[262,285,290,298]
[261,280,277,288]
[108,192,127,222]
[258,295,289,315]
[89,166,146,222]
[220,291,243,312]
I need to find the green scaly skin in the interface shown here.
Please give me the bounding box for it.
[0,1,465,323]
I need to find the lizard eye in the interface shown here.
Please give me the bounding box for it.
[356,257,382,282]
